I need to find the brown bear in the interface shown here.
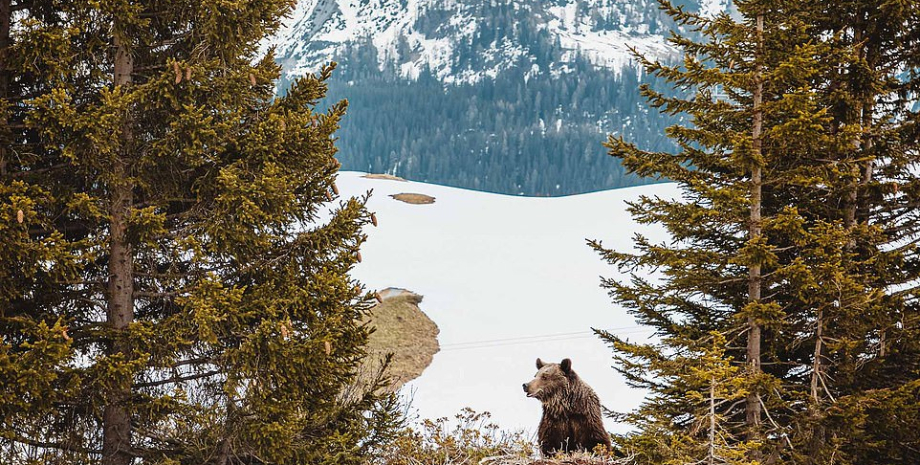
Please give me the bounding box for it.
[523,358,611,457]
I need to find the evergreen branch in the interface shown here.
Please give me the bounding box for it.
[172,354,213,365]
[133,290,178,299]
[52,278,106,286]
[7,162,72,178]
[818,371,837,403]
[133,369,222,389]
[74,296,107,311]
[0,430,99,454]
[758,395,793,450]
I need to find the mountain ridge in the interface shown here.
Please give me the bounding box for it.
[269,0,731,84]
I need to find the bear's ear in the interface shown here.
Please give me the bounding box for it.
[560,358,572,374]
[536,358,544,369]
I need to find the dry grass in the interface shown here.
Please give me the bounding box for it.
[390,193,436,205]
[372,408,536,465]
[484,453,633,465]
[363,173,408,182]
[363,290,440,390]
[367,405,630,465]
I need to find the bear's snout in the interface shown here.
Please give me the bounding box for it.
[524,381,541,398]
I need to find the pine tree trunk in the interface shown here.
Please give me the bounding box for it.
[102,31,135,465]
[846,22,875,232]
[879,328,886,357]
[746,12,764,440]
[843,100,864,236]
[807,307,827,464]
[0,0,9,96]
[709,378,717,465]
[0,0,11,177]
[858,126,874,224]
[811,308,823,402]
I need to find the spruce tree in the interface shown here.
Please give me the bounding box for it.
[592,0,859,462]
[788,2,920,463]
[1,2,399,464]
[597,0,920,463]
[2,3,79,459]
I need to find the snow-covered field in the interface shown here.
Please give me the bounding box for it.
[338,172,679,435]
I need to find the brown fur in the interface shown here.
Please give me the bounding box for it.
[523,358,611,457]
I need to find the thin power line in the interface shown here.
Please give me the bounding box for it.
[439,326,652,352]
[441,330,595,347]
[440,325,644,347]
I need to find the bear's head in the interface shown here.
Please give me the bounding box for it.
[523,358,573,401]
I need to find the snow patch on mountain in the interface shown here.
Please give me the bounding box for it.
[552,27,672,73]
[699,0,732,18]
[266,0,723,85]
[544,1,673,72]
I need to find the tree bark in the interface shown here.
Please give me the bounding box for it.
[846,18,875,232]
[746,13,764,439]
[709,377,717,465]
[0,0,9,97]
[811,308,823,402]
[102,31,135,465]
[1,0,11,176]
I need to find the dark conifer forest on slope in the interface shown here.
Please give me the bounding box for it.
[317,51,680,196]
[273,0,687,196]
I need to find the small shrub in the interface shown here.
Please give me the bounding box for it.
[370,408,535,465]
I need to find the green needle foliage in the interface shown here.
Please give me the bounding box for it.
[2,1,400,464]
[791,2,920,464]
[593,1,920,464]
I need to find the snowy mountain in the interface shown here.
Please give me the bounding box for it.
[266,1,732,196]
[337,171,679,434]
[270,0,728,85]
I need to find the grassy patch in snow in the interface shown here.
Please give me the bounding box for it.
[390,193,436,204]
[363,173,408,182]
[363,289,440,390]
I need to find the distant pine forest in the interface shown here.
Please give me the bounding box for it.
[280,42,682,196]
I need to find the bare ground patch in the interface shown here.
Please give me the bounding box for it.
[363,289,440,390]
[483,452,632,465]
[362,173,408,182]
[390,193,436,204]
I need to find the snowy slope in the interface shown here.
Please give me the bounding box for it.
[337,172,679,434]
